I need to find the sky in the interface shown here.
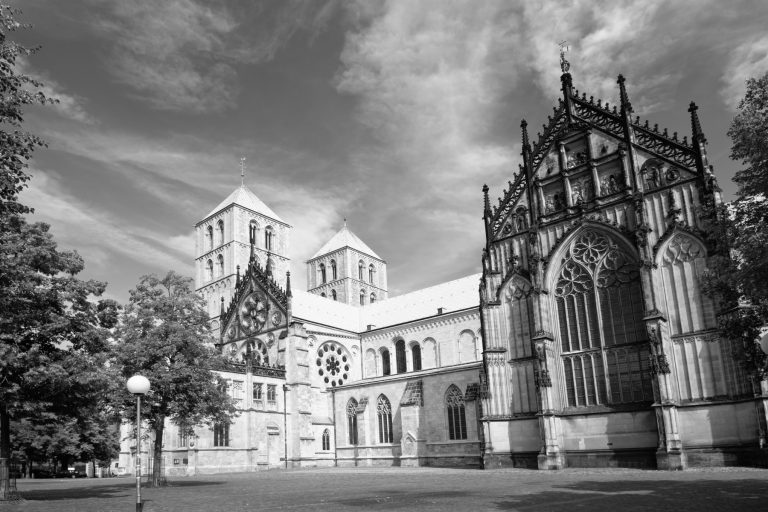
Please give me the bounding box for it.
[13,0,768,303]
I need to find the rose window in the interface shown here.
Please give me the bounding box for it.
[239,293,267,335]
[316,343,350,387]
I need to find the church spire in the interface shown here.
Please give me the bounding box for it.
[688,102,707,145]
[559,41,574,122]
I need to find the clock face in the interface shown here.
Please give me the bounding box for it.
[271,310,282,327]
[239,293,267,335]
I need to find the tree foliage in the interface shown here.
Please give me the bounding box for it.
[703,72,768,380]
[113,271,236,487]
[0,4,54,216]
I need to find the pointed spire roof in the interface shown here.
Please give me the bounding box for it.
[204,185,285,224]
[310,222,382,260]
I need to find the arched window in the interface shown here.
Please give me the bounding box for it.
[346,399,358,445]
[381,348,391,376]
[206,259,213,281]
[217,220,224,246]
[264,226,274,251]
[377,395,393,443]
[320,263,327,284]
[321,292,326,298]
[370,293,376,304]
[322,429,330,451]
[368,264,375,284]
[331,260,337,280]
[359,289,365,306]
[331,289,337,301]
[395,340,406,373]
[411,343,422,371]
[358,260,364,280]
[206,225,213,250]
[554,230,652,408]
[446,385,467,440]
[216,254,224,277]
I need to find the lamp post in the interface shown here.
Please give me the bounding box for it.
[127,375,150,512]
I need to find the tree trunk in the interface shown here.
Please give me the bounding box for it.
[151,417,164,487]
[1,402,12,499]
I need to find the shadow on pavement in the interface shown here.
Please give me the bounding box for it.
[20,479,225,501]
[493,478,768,511]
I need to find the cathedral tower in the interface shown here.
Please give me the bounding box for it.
[306,222,387,306]
[195,183,291,330]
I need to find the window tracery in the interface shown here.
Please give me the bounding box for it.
[377,395,393,443]
[346,399,358,445]
[554,230,651,408]
[446,385,467,440]
[316,342,350,387]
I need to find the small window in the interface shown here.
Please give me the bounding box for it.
[381,348,391,376]
[206,225,213,250]
[206,259,213,281]
[346,399,358,445]
[359,289,365,306]
[217,220,224,246]
[331,289,337,301]
[321,292,327,298]
[320,263,326,284]
[267,384,277,402]
[412,344,422,371]
[265,226,274,251]
[216,254,224,277]
[377,395,393,443]
[370,293,376,304]
[322,429,330,451]
[369,264,375,284]
[253,383,263,401]
[177,424,188,448]
[395,340,406,373]
[358,260,364,280]
[213,422,229,447]
[331,260,337,280]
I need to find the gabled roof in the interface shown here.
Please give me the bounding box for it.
[204,185,285,224]
[310,224,382,260]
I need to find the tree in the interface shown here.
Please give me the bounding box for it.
[112,272,236,487]
[0,217,115,496]
[0,4,54,216]
[703,72,768,381]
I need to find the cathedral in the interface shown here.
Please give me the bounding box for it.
[119,65,768,475]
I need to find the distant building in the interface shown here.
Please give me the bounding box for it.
[119,67,767,475]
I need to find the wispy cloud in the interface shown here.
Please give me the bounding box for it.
[720,34,768,110]
[88,0,340,113]
[17,60,96,124]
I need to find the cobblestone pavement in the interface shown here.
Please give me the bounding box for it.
[5,466,768,512]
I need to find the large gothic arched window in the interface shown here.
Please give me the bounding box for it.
[377,395,393,443]
[446,385,467,440]
[554,230,652,408]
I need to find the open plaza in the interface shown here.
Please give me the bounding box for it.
[8,466,768,512]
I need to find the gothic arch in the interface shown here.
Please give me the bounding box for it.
[549,228,652,408]
[422,337,438,368]
[544,224,639,291]
[499,274,534,358]
[364,348,377,377]
[655,232,715,335]
[458,329,477,362]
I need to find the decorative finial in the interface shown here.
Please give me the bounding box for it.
[482,184,491,217]
[688,102,707,144]
[286,271,292,298]
[235,265,240,287]
[521,120,530,149]
[558,40,570,73]
[617,74,633,114]
[240,157,246,186]
[220,296,225,316]
[344,218,347,229]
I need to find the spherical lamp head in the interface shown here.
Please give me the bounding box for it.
[126,375,151,395]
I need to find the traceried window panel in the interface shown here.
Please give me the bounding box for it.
[346,399,359,445]
[504,278,535,359]
[554,230,652,408]
[377,395,393,443]
[445,385,467,440]
[659,234,717,335]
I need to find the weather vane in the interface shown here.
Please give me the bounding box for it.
[559,40,570,73]
[240,157,246,186]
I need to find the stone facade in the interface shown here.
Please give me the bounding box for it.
[479,70,768,470]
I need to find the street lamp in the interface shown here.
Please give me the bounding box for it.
[127,375,150,512]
